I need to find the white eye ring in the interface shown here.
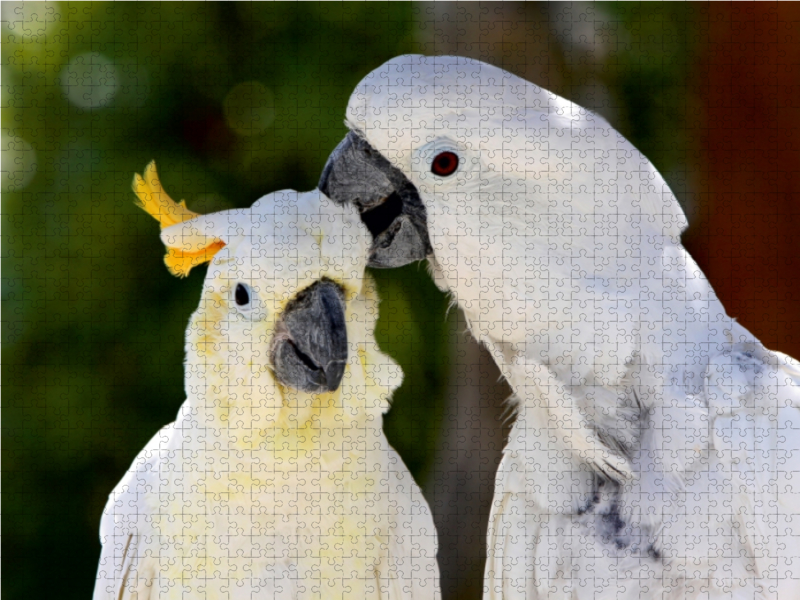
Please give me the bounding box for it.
[412,139,467,181]
[233,282,266,320]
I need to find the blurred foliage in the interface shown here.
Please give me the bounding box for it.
[3,2,701,599]
[598,2,698,201]
[545,1,700,212]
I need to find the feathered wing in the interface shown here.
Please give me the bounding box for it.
[93,424,174,600]
[93,532,152,600]
[484,451,533,600]
[484,344,800,600]
[704,344,800,597]
[379,447,440,600]
[484,395,640,600]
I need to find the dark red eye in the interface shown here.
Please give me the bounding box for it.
[431,151,459,177]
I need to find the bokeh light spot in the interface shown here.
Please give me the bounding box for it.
[1,1,61,37]
[2,133,37,191]
[60,52,119,110]
[223,81,275,137]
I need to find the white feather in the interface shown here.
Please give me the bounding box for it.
[344,54,800,599]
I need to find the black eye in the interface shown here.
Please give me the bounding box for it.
[235,283,250,306]
[431,151,459,177]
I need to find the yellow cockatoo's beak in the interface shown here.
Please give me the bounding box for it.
[132,161,225,277]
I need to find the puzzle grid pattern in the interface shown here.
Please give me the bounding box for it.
[5,4,800,600]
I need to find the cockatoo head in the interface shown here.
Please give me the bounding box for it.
[319,54,687,270]
[134,162,369,397]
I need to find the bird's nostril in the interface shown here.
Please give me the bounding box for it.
[288,340,321,372]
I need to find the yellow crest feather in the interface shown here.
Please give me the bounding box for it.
[132,161,225,277]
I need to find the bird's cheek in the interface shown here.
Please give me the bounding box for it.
[222,321,270,369]
[421,200,453,244]
[249,328,274,373]
[186,311,224,362]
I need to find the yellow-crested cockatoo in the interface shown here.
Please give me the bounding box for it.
[317,54,800,599]
[92,162,440,600]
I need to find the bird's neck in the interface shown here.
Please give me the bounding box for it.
[433,239,744,395]
[179,346,389,456]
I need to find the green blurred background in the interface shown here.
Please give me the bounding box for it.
[4,3,800,599]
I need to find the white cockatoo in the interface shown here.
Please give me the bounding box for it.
[92,163,440,600]
[317,55,800,599]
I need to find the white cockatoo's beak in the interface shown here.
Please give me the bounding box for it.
[319,131,431,268]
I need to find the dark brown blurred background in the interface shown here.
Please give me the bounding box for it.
[4,3,799,599]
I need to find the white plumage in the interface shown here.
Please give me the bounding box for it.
[93,184,440,600]
[330,54,800,598]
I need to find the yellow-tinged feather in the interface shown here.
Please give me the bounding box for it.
[135,288,395,597]
[132,160,225,277]
[161,243,226,278]
[132,161,199,226]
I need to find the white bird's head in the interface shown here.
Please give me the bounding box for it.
[133,162,369,401]
[319,54,688,271]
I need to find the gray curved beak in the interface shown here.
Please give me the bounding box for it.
[318,132,433,268]
[271,280,347,393]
